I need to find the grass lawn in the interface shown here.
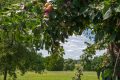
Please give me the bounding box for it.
[0,71,98,80]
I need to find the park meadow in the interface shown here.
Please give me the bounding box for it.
[0,71,98,80]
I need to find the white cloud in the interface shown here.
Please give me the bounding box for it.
[62,34,90,59]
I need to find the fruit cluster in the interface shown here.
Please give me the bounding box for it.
[43,2,53,18]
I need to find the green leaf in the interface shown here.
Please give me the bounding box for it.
[109,32,116,42]
[72,0,80,8]
[115,5,120,12]
[103,8,112,20]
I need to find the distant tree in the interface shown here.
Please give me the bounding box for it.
[45,53,64,71]
[63,59,75,71]
[30,53,45,73]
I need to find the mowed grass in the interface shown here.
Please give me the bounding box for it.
[0,71,98,80]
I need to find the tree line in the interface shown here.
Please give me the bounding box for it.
[43,53,76,71]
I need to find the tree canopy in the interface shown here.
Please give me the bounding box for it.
[0,0,120,80]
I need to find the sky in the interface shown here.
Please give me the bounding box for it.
[62,34,92,59]
[40,31,106,60]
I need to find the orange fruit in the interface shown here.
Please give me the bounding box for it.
[46,5,53,12]
[44,2,50,7]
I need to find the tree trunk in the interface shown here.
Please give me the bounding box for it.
[108,43,120,79]
[3,67,7,80]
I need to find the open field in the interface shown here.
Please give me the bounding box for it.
[0,71,98,80]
